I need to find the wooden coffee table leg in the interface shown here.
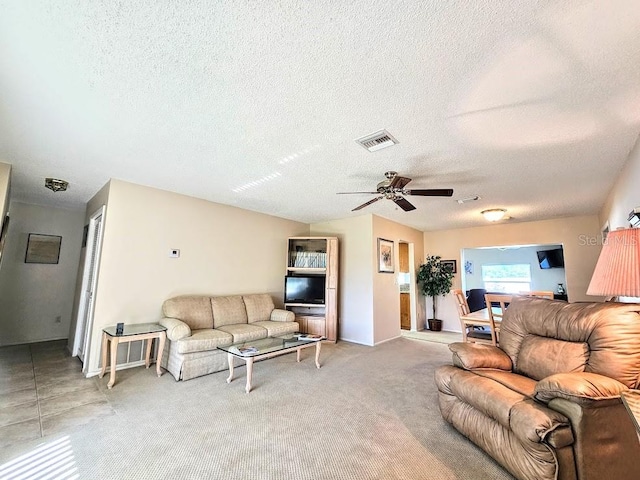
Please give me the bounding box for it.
[226,353,234,384]
[245,357,254,394]
[155,332,166,377]
[107,337,119,389]
[296,348,301,362]
[145,338,152,369]
[99,332,108,378]
[315,341,322,369]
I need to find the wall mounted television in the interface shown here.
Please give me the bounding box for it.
[536,248,565,269]
[284,275,325,304]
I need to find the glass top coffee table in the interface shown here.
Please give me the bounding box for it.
[218,334,323,393]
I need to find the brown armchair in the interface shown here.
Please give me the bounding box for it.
[435,296,640,480]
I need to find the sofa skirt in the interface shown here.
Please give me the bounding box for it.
[161,342,229,381]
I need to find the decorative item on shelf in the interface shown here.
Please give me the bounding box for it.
[629,207,640,228]
[587,227,640,301]
[557,283,566,295]
[417,255,455,331]
[481,209,506,222]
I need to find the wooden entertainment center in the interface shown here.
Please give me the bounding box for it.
[284,236,338,342]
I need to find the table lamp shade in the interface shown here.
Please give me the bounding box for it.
[587,228,640,297]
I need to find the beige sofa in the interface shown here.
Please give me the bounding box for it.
[159,294,298,381]
[435,296,640,480]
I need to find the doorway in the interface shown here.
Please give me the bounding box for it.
[399,242,411,330]
[72,206,105,371]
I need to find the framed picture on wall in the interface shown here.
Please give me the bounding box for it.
[441,259,457,274]
[378,238,394,273]
[25,233,62,264]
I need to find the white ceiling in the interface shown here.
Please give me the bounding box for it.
[1,1,640,231]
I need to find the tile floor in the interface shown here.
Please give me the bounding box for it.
[0,340,114,448]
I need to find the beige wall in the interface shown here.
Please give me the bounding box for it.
[600,135,640,230]
[311,215,374,345]
[424,215,602,332]
[84,179,308,374]
[0,162,10,225]
[0,202,85,346]
[372,215,425,343]
[311,214,425,345]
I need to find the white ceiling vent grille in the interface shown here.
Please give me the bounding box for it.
[355,130,399,152]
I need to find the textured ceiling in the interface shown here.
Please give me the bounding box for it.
[1,0,640,231]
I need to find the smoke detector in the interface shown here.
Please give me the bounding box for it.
[355,130,399,152]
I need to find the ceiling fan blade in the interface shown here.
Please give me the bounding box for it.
[405,188,454,197]
[393,196,416,211]
[352,196,383,211]
[337,191,379,195]
[389,175,412,189]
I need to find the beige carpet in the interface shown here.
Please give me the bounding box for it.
[0,338,513,480]
[401,329,462,345]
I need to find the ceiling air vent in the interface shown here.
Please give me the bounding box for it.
[355,130,399,152]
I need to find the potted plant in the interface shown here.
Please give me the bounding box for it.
[417,255,455,331]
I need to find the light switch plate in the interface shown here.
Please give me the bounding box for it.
[169,249,180,258]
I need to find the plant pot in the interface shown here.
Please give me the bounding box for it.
[427,319,443,331]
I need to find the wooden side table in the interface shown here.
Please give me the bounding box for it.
[99,323,167,389]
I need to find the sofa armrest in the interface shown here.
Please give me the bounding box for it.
[449,342,512,371]
[535,372,628,406]
[270,309,295,322]
[159,317,191,341]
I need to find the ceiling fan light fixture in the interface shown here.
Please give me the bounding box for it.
[45,178,69,192]
[481,208,506,222]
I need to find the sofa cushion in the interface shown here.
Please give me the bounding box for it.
[474,370,537,397]
[252,320,299,337]
[163,296,214,330]
[535,372,628,405]
[216,323,267,343]
[449,343,512,371]
[176,329,233,354]
[516,335,588,381]
[243,294,275,323]
[211,296,248,328]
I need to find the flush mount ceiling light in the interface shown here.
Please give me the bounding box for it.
[45,178,69,192]
[481,208,507,222]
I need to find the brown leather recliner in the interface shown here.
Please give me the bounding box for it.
[435,296,640,480]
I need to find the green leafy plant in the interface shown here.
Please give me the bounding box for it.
[417,255,455,320]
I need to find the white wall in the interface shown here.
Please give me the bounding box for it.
[311,215,374,345]
[83,180,309,374]
[600,135,640,229]
[424,215,602,332]
[463,245,566,292]
[0,202,84,346]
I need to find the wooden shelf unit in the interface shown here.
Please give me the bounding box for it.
[285,237,338,342]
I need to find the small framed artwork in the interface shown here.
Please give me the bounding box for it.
[442,259,457,274]
[464,260,473,275]
[378,238,394,273]
[25,234,62,264]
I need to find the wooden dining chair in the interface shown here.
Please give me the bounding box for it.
[520,290,554,299]
[452,289,493,345]
[484,293,512,346]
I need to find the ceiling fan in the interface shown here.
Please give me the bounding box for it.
[337,171,454,212]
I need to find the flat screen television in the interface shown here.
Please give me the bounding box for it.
[537,248,564,269]
[284,275,326,304]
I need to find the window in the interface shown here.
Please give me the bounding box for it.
[482,264,531,293]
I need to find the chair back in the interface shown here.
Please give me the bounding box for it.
[466,288,487,312]
[484,293,512,345]
[452,289,470,316]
